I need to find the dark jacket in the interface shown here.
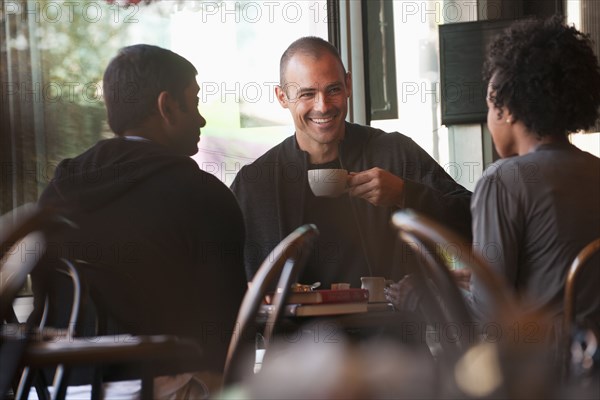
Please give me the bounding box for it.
[36,137,247,372]
[231,122,472,286]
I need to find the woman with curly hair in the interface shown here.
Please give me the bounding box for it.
[470,16,600,333]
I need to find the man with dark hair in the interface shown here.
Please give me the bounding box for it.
[35,44,247,393]
[231,36,472,288]
[102,44,205,156]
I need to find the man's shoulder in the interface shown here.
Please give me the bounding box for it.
[232,136,298,186]
[245,135,296,166]
[346,122,417,147]
[74,137,196,165]
[91,140,222,189]
[65,137,119,161]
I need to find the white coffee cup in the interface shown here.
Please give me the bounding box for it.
[360,276,387,303]
[307,169,348,197]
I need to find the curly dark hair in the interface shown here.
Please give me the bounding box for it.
[483,15,600,137]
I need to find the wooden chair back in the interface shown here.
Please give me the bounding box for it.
[563,238,600,379]
[0,204,74,399]
[223,224,319,386]
[16,258,206,400]
[391,210,518,361]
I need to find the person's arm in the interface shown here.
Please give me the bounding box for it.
[347,136,472,240]
[469,170,521,321]
[230,166,265,282]
[402,178,472,241]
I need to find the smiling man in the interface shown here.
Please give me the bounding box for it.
[232,36,472,288]
[275,45,351,164]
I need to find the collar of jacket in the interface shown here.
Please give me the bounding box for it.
[272,122,368,237]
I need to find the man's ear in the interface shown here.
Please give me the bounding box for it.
[345,71,352,98]
[157,91,176,125]
[275,85,289,109]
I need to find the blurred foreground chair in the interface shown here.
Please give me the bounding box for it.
[0,204,204,400]
[391,210,560,398]
[391,210,518,363]
[234,336,438,399]
[0,204,74,322]
[0,204,75,399]
[223,224,319,386]
[15,258,205,400]
[563,237,600,381]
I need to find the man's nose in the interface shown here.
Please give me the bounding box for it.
[199,113,207,127]
[313,92,330,113]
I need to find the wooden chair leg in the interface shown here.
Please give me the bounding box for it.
[51,366,70,400]
[91,367,103,400]
[15,368,34,400]
[33,371,51,400]
[16,368,50,400]
[140,368,153,400]
[0,338,27,398]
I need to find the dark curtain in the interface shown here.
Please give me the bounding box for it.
[1,0,46,213]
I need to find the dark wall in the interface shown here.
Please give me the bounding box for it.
[481,0,563,20]
[522,0,564,18]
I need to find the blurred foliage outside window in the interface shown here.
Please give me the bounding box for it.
[1,0,328,213]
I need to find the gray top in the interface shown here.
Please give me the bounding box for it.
[470,142,600,327]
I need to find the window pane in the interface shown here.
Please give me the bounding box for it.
[370,0,448,165]
[1,0,328,212]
